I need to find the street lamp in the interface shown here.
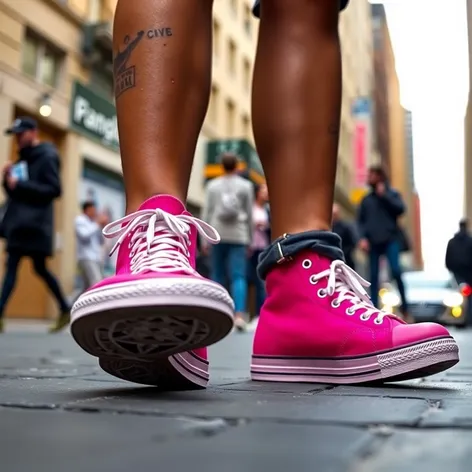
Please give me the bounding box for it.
[38,93,52,117]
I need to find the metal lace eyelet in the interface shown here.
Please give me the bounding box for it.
[317,288,327,298]
[331,299,341,308]
[374,318,383,325]
[309,275,318,285]
[346,307,355,315]
[360,314,370,321]
[302,259,312,269]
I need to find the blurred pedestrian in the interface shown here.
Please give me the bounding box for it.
[0,117,70,334]
[357,165,410,321]
[75,201,109,291]
[248,183,270,319]
[202,153,253,331]
[332,203,357,271]
[446,219,472,326]
[446,219,472,286]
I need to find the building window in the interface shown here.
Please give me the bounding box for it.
[243,57,251,91]
[22,31,64,88]
[41,47,61,87]
[244,5,252,35]
[22,35,39,78]
[213,19,221,59]
[226,99,236,136]
[228,39,237,76]
[208,84,219,123]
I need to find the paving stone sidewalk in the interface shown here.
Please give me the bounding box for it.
[1,324,472,472]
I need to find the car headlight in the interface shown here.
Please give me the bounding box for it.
[443,292,463,308]
[380,291,400,307]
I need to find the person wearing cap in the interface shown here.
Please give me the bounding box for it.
[201,153,253,332]
[0,116,70,333]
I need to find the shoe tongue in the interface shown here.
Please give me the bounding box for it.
[138,194,186,215]
[136,194,197,271]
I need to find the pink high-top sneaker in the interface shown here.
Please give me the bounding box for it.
[71,195,234,389]
[251,251,459,384]
[98,348,210,389]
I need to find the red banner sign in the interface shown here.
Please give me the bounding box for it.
[353,121,367,187]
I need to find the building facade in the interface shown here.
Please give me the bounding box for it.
[404,110,415,190]
[337,0,374,218]
[0,0,109,319]
[412,192,424,269]
[371,4,391,177]
[371,3,416,269]
[404,109,423,269]
[371,2,408,192]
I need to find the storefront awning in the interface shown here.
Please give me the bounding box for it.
[205,139,265,185]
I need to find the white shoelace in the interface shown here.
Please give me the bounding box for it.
[103,209,220,275]
[309,259,387,324]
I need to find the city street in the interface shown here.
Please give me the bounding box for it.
[1,324,472,471]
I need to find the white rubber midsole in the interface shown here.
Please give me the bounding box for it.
[71,277,235,322]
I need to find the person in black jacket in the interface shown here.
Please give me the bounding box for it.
[446,219,472,326]
[446,219,472,286]
[357,165,409,316]
[332,203,357,270]
[0,117,70,333]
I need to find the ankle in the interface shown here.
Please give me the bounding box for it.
[271,222,332,238]
[257,233,343,280]
[126,192,187,214]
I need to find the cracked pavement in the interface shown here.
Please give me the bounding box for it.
[1,324,472,472]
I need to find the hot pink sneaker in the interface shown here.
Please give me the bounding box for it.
[71,195,234,389]
[251,251,459,384]
[98,347,210,389]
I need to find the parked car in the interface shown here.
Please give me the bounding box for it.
[379,271,469,327]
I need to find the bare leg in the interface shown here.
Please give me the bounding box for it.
[250,0,457,387]
[71,0,236,389]
[113,0,213,211]
[252,0,342,236]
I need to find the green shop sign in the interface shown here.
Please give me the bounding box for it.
[70,81,119,150]
[205,139,264,183]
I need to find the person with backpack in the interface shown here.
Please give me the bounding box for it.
[201,153,253,331]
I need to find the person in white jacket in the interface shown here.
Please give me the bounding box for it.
[75,201,108,290]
